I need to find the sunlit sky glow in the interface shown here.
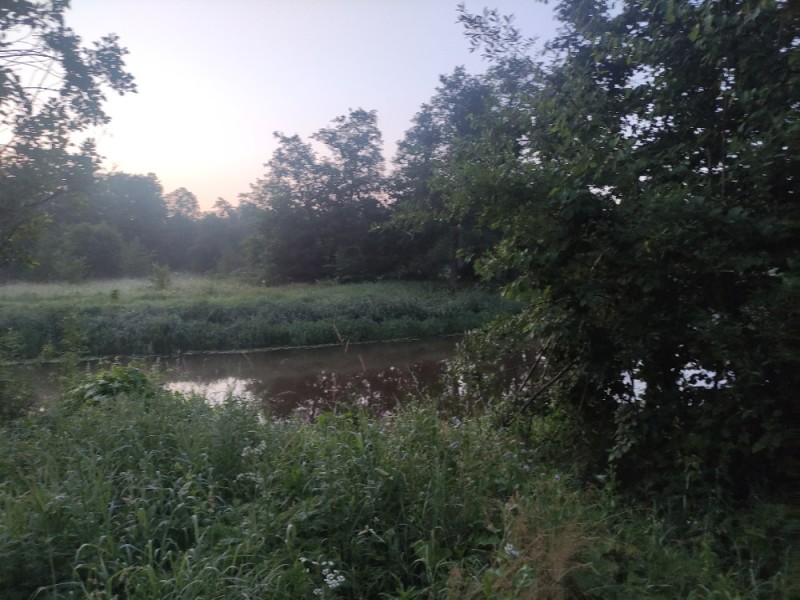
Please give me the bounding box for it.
[68,0,558,209]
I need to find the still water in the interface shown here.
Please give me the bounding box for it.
[157,338,459,418]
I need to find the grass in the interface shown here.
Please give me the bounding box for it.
[0,365,793,599]
[0,277,519,358]
[0,277,156,302]
[0,275,353,304]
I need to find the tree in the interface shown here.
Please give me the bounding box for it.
[246,132,330,281]
[87,172,167,251]
[312,108,385,205]
[165,187,201,219]
[0,0,136,264]
[160,187,201,270]
[246,109,393,282]
[389,53,542,286]
[61,222,125,279]
[391,66,516,285]
[455,0,798,500]
[212,197,234,218]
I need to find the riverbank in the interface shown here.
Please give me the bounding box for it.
[0,370,791,599]
[0,277,519,359]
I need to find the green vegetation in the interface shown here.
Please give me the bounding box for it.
[431,0,798,503]
[0,277,517,358]
[1,2,796,597]
[0,366,792,599]
[0,1,136,268]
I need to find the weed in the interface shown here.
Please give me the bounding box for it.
[150,264,171,291]
[0,369,791,598]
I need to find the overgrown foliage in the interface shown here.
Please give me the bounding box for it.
[443,0,799,503]
[0,0,136,266]
[0,368,791,598]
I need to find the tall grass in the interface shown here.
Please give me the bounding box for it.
[0,366,791,599]
[0,278,518,358]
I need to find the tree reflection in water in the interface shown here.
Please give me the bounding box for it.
[162,338,458,419]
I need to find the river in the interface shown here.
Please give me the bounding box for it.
[151,337,459,418]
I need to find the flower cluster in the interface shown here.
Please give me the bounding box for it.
[240,440,267,458]
[322,561,346,590]
[301,558,346,596]
[504,543,521,558]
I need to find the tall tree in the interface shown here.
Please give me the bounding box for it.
[87,172,167,251]
[313,108,385,205]
[247,132,329,281]
[456,0,798,499]
[390,68,493,285]
[0,0,136,264]
[246,109,392,282]
[161,187,201,270]
[165,187,201,219]
[212,197,234,218]
[390,62,538,285]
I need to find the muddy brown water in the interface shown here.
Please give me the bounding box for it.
[151,337,459,418]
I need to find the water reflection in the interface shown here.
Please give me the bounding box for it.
[160,338,458,418]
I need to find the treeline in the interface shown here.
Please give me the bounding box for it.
[0,99,490,284]
[0,174,255,281]
[1,70,512,284]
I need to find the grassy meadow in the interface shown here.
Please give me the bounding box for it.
[0,276,518,359]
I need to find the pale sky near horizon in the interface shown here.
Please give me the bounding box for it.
[68,0,559,210]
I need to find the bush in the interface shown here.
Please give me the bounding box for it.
[150,263,171,290]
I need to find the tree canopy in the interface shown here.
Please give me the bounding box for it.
[390,67,500,284]
[245,108,397,282]
[0,0,136,264]
[448,0,798,499]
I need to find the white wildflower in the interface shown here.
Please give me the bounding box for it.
[235,472,264,486]
[241,440,267,458]
[321,561,345,590]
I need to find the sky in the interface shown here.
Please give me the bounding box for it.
[68,0,560,210]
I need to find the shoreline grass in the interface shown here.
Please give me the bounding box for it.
[0,278,519,359]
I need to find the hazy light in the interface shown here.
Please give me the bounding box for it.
[68,0,558,209]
